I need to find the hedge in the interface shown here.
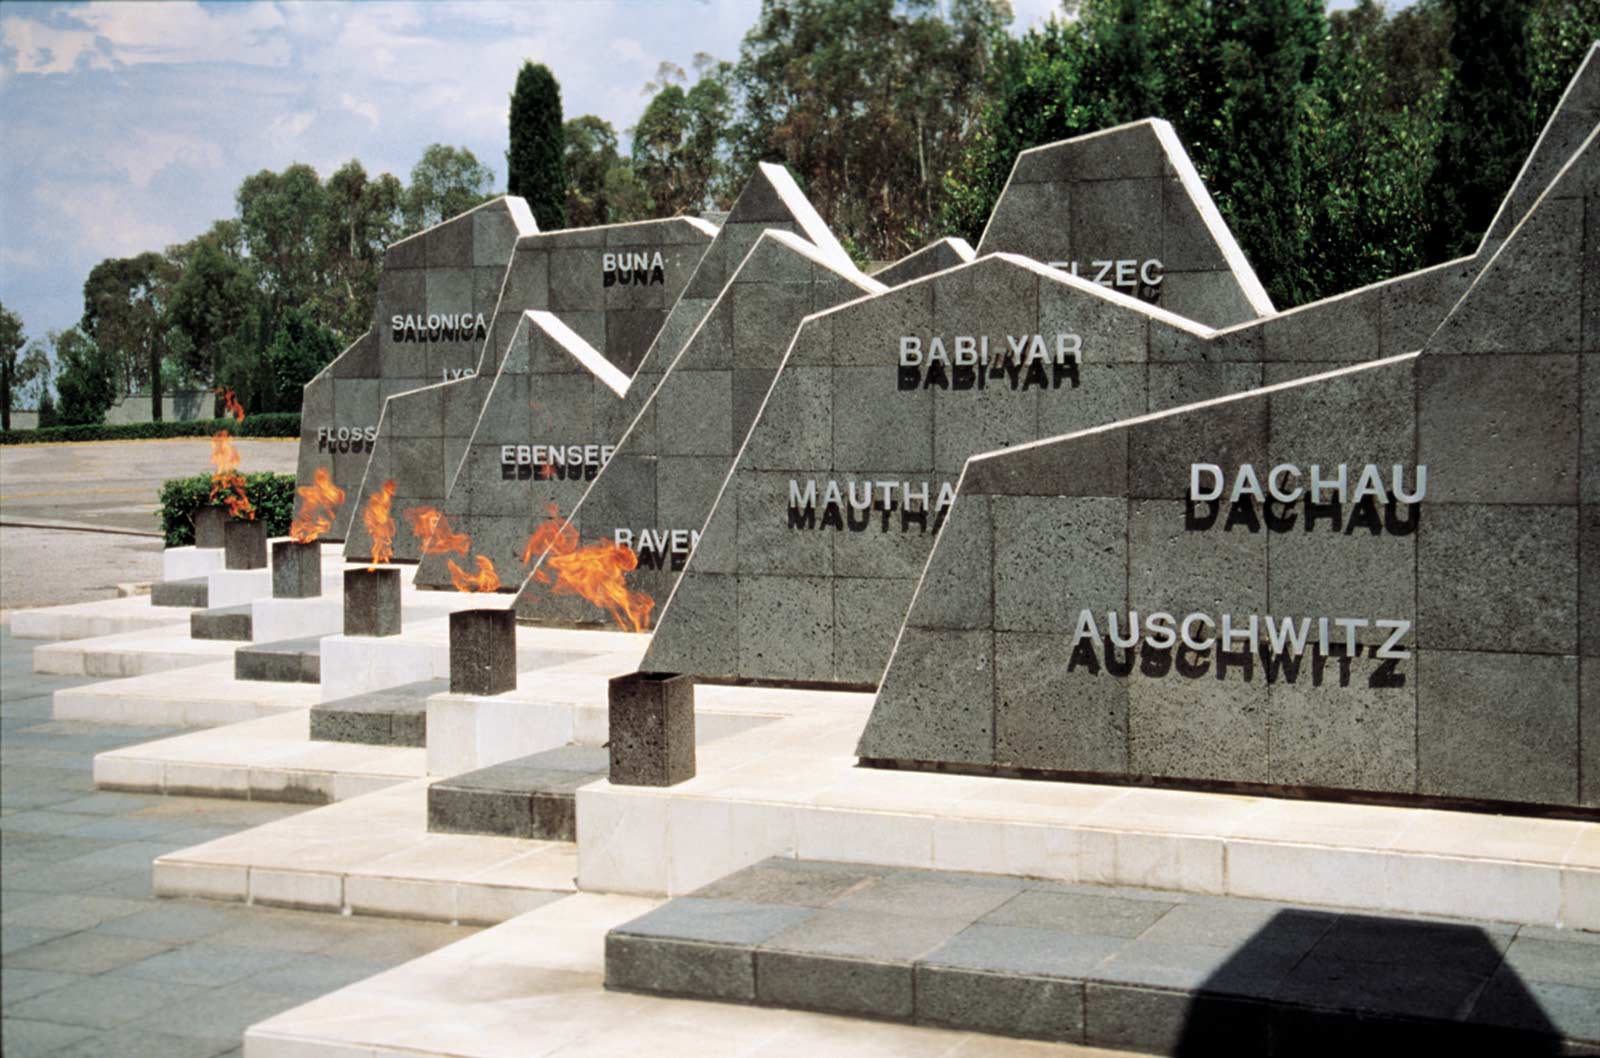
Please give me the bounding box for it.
[1,413,300,446]
[159,472,298,547]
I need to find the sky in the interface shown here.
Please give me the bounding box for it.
[0,0,1371,344]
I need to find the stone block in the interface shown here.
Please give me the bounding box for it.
[449,608,517,696]
[343,568,401,637]
[223,519,267,571]
[605,934,755,1002]
[832,576,920,687]
[1418,504,1577,654]
[271,540,321,599]
[754,949,913,1019]
[1127,664,1270,784]
[192,506,227,550]
[1417,354,1580,504]
[914,964,1085,1041]
[906,494,991,631]
[608,671,696,786]
[738,575,834,681]
[994,495,1126,633]
[1084,982,1270,1056]
[1127,499,1268,619]
[994,632,1129,773]
[1416,649,1579,806]
[1266,670,1416,795]
[859,628,994,766]
[692,859,889,907]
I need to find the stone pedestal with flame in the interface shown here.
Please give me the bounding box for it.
[344,568,401,637]
[223,519,267,570]
[272,541,321,599]
[449,608,516,696]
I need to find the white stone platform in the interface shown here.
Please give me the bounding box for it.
[8,594,188,641]
[161,544,226,582]
[32,624,239,676]
[153,779,576,924]
[572,687,1600,932]
[95,710,423,803]
[53,660,319,726]
[243,892,1115,1058]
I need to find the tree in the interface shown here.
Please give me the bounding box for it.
[81,252,178,418]
[1,302,26,430]
[166,226,261,413]
[52,328,117,426]
[403,144,496,232]
[731,0,1009,257]
[633,58,737,217]
[1424,0,1538,260]
[237,164,329,321]
[266,306,343,410]
[321,160,405,340]
[507,62,567,229]
[564,115,649,225]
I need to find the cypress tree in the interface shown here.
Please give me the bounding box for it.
[507,62,568,230]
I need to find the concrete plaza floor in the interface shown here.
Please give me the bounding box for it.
[0,437,298,611]
[0,628,478,1057]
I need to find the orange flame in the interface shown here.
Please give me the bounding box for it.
[403,506,470,556]
[447,554,501,592]
[207,430,254,519]
[364,480,397,568]
[521,503,654,632]
[215,388,245,423]
[290,467,346,543]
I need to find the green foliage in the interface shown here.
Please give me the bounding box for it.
[565,115,642,225]
[404,144,496,231]
[266,307,343,410]
[82,251,179,417]
[52,327,117,426]
[156,471,297,547]
[0,299,44,431]
[508,62,568,229]
[0,412,299,446]
[731,0,1009,258]
[633,58,736,216]
[35,391,56,428]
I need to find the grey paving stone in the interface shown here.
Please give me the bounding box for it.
[0,968,82,1007]
[762,908,966,962]
[1470,968,1600,1044]
[95,902,243,944]
[47,1029,240,1058]
[1136,902,1335,952]
[689,859,886,907]
[0,1016,98,1056]
[831,873,1021,922]
[1500,936,1600,990]
[190,605,253,642]
[924,923,1126,979]
[234,637,323,685]
[1084,982,1270,1056]
[247,955,392,997]
[4,972,209,1029]
[114,942,299,987]
[981,890,1176,938]
[0,893,147,932]
[613,898,813,947]
[5,931,174,975]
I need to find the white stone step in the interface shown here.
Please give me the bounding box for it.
[52,660,318,726]
[31,624,237,676]
[161,544,225,582]
[153,779,577,924]
[243,892,1108,1058]
[94,709,424,803]
[572,686,1600,931]
[8,594,188,640]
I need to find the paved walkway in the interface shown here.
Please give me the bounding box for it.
[1,629,478,1057]
[0,436,297,610]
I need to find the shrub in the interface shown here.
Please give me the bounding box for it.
[158,471,297,546]
[0,413,300,445]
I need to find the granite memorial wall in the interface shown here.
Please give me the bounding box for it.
[854,125,1598,814]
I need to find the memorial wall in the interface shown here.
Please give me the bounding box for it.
[853,126,1598,813]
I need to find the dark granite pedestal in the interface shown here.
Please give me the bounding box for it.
[192,505,227,549]
[427,745,608,840]
[608,672,696,787]
[223,519,267,570]
[344,568,401,637]
[449,608,517,696]
[272,540,321,598]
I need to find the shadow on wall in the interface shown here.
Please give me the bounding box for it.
[1172,911,1562,1056]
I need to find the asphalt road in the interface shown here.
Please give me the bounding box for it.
[0,438,298,612]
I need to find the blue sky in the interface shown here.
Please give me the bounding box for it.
[0,0,1063,342]
[1,0,1363,344]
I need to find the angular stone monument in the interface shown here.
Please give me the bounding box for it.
[857,124,1598,813]
[407,163,854,593]
[873,237,974,287]
[295,196,536,540]
[975,118,1275,327]
[509,229,883,625]
[342,216,715,563]
[636,62,1600,690]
